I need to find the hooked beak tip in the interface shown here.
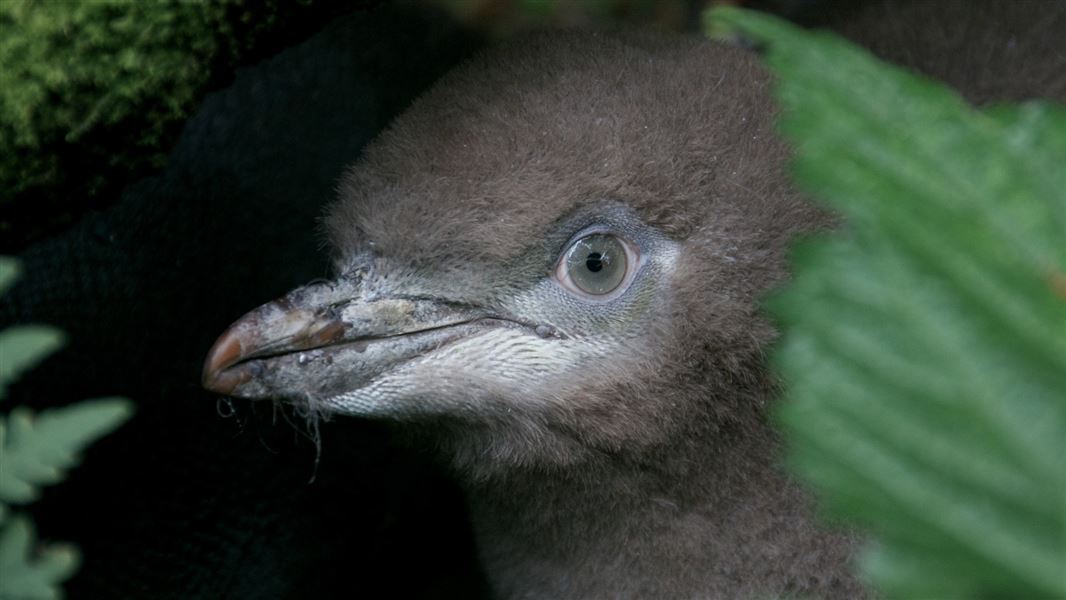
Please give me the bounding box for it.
[202,328,248,395]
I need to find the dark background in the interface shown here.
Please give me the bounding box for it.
[2,1,1062,598]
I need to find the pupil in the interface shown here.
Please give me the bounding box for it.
[586,252,603,272]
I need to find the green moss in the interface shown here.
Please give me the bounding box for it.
[0,0,345,248]
[1,1,228,198]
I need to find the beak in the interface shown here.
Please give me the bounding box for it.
[202,279,488,402]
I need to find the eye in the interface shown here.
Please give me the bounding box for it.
[554,233,638,298]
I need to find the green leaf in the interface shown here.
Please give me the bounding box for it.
[0,398,133,504]
[707,7,1066,598]
[0,515,80,600]
[0,326,66,401]
[0,257,133,596]
[0,257,19,296]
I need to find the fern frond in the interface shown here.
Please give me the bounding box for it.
[709,8,1066,598]
[0,326,66,401]
[0,515,80,600]
[0,258,18,295]
[0,399,133,504]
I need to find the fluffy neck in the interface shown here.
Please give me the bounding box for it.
[459,422,863,599]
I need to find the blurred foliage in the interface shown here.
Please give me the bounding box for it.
[0,400,133,508]
[0,516,80,600]
[708,7,1066,598]
[0,257,133,599]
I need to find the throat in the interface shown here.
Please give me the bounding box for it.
[459,428,863,599]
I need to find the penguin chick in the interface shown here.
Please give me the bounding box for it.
[204,30,861,599]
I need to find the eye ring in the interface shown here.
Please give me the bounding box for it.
[554,233,640,299]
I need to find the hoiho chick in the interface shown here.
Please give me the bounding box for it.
[203,31,862,598]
